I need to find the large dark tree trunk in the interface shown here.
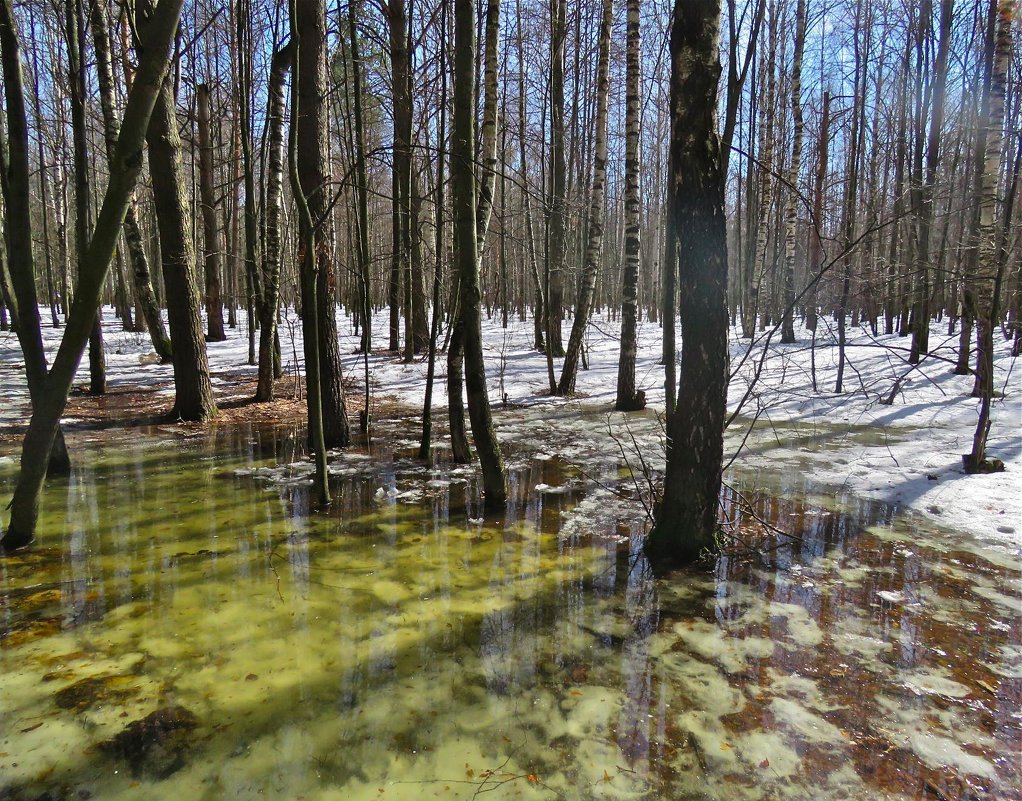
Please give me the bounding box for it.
[144,55,217,421]
[296,0,349,447]
[453,0,507,508]
[645,0,729,565]
[291,0,330,503]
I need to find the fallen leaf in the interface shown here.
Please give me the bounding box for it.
[720,742,733,750]
[527,774,539,783]
[603,769,613,782]
[245,673,258,682]
[759,758,770,769]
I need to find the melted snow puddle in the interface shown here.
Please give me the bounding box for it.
[0,417,1018,801]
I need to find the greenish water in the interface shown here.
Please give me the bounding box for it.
[0,417,1018,800]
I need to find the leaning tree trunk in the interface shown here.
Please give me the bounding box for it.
[255,43,292,402]
[453,0,507,508]
[0,0,71,475]
[144,55,217,421]
[2,0,184,551]
[645,0,729,566]
[476,0,500,248]
[614,0,643,411]
[89,0,169,361]
[558,0,612,395]
[964,0,1012,473]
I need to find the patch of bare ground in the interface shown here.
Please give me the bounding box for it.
[0,371,408,452]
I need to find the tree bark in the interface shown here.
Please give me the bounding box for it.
[615,0,643,410]
[964,0,1012,472]
[645,0,729,565]
[291,0,331,502]
[144,47,217,421]
[453,0,507,508]
[546,0,566,357]
[296,0,349,447]
[197,83,227,343]
[255,43,292,401]
[64,0,106,396]
[742,0,776,338]
[780,0,807,344]
[349,3,372,356]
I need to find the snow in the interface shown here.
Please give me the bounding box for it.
[1,304,1020,552]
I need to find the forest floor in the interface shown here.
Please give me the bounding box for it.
[1,305,1019,556]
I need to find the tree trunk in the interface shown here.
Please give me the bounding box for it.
[197,83,227,343]
[453,0,507,508]
[780,0,807,344]
[255,43,292,401]
[64,0,106,396]
[0,0,72,476]
[296,0,349,447]
[964,0,1012,473]
[615,0,643,411]
[237,0,260,366]
[349,2,372,356]
[910,0,953,363]
[743,0,776,338]
[558,0,612,395]
[546,0,566,357]
[645,0,729,565]
[387,0,410,354]
[95,6,170,359]
[145,58,217,421]
[420,0,447,458]
[291,0,331,503]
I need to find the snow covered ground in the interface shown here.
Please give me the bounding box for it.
[1,305,1019,553]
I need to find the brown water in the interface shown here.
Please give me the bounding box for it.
[0,415,1018,800]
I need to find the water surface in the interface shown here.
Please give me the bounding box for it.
[0,416,1018,800]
